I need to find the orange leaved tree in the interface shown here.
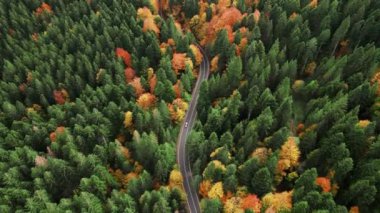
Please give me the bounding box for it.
[241,194,262,212]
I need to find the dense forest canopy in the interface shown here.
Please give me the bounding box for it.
[1,0,380,212]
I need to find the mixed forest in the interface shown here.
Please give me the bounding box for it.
[1,0,380,212]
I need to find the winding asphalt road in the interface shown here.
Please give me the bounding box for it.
[176,45,209,213]
[157,3,210,212]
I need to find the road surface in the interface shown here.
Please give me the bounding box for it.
[158,4,210,212]
[176,45,209,213]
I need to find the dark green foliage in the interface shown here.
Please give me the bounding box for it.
[1,0,380,212]
[183,0,199,18]
[252,167,272,196]
[201,198,222,213]
[0,0,195,212]
[192,0,380,212]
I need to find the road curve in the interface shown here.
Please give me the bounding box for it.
[176,46,209,213]
[158,3,210,212]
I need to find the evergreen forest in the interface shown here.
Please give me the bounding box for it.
[1,0,380,212]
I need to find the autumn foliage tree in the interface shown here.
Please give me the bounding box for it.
[168,98,188,123]
[199,180,212,198]
[116,48,132,67]
[316,177,332,193]
[53,89,69,105]
[224,197,243,213]
[208,182,224,200]
[172,80,182,98]
[204,7,243,44]
[169,169,183,190]
[35,3,52,16]
[276,137,300,182]
[49,126,65,142]
[137,93,157,109]
[149,74,157,93]
[190,44,203,65]
[172,53,187,73]
[262,191,293,212]
[129,78,145,97]
[124,67,136,83]
[137,7,160,34]
[240,194,262,212]
[124,111,133,128]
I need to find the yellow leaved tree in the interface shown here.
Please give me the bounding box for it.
[168,98,188,123]
[124,111,133,128]
[208,182,224,199]
[262,191,293,212]
[251,147,270,164]
[169,169,183,189]
[224,197,244,213]
[276,137,300,182]
[190,44,203,65]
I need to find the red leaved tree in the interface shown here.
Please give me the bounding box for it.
[53,89,69,105]
[116,48,132,67]
[124,67,136,83]
[35,3,52,16]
